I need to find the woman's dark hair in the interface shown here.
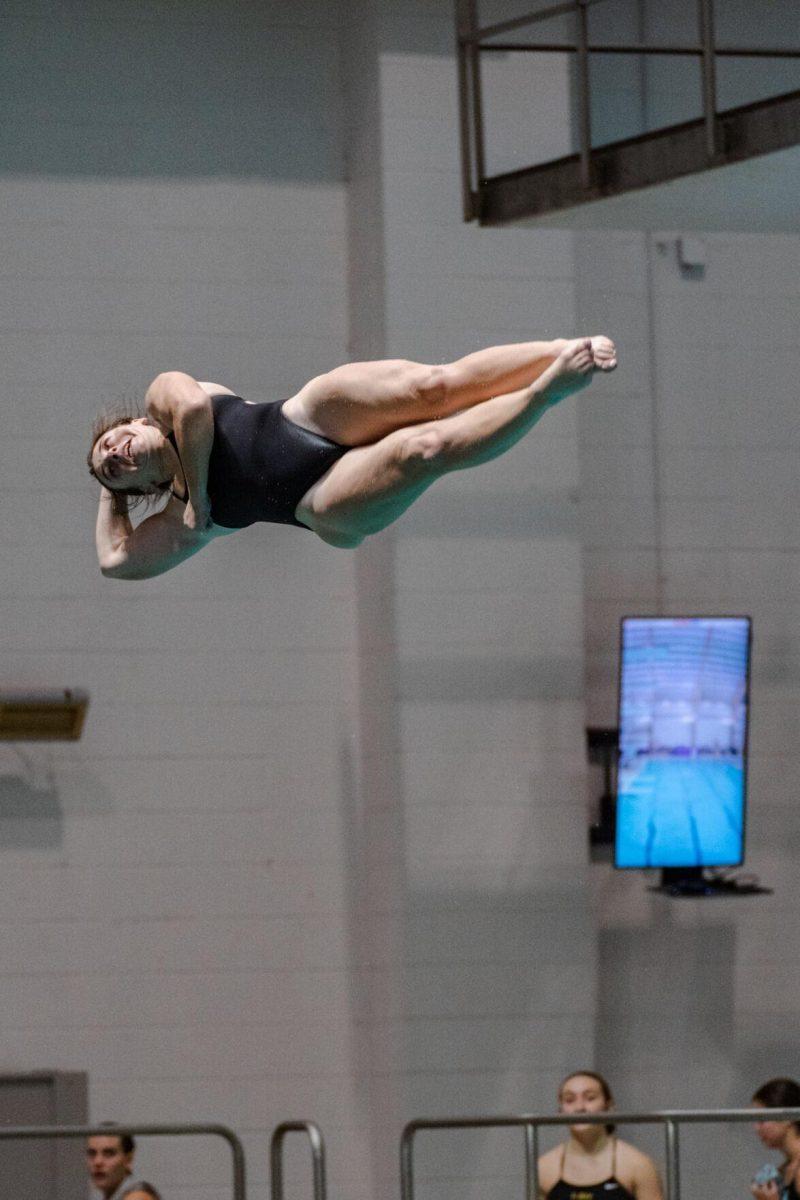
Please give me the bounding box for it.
[559,1069,616,1134]
[87,409,171,510]
[96,1121,135,1155]
[753,1077,800,1132]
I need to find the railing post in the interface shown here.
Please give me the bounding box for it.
[225,1128,248,1200]
[271,1122,326,1200]
[575,0,593,188]
[307,1123,326,1200]
[698,0,718,159]
[400,1123,416,1200]
[271,1129,284,1200]
[664,1119,680,1200]
[524,1122,540,1200]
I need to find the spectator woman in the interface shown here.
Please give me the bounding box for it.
[537,1070,663,1200]
[751,1077,800,1200]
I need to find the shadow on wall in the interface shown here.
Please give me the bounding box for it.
[0,774,63,848]
[1,5,344,180]
[401,880,595,1200]
[598,923,736,1089]
[0,754,118,849]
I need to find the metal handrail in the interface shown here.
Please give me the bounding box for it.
[271,1121,327,1200]
[477,42,800,57]
[400,1108,800,1200]
[0,1122,246,1200]
[456,0,800,220]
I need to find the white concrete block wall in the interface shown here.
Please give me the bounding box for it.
[369,12,597,1200]
[573,10,800,1191]
[0,4,362,1200]
[340,4,597,1198]
[576,227,800,1200]
[7,3,799,1200]
[0,2,598,1199]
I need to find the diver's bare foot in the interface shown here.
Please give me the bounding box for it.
[590,335,617,371]
[533,337,598,405]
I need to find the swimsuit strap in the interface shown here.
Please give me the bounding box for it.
[167,431,188,502]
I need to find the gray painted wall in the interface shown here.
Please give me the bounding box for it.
[2,2,796,1199]
[577,226,800,1199]
[574,9,800,1197]
[0,3,593,1200]
[575,16,800,1190]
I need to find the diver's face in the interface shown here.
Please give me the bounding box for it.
[91,418,162,490]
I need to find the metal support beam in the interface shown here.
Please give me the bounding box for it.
[479,89,800,224]
[575,0,593,188]
[470,0,611,44]
[469,11,487,191]
[455,0,800,224]
[478,42,800,58]
[455,0,477,220]
[698,0,719,159]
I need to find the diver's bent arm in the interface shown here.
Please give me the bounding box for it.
[96,490,134,570]
[145,371,215,526]
[97,495,210,580]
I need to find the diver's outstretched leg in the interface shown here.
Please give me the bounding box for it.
[283,336,616,447]
[298,337,611,546]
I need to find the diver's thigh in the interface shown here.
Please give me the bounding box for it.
[284,360,446,446]
[296,427,444,539]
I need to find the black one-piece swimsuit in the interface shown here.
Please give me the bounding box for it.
[170,394,347,529]
[546,1141,636,1200]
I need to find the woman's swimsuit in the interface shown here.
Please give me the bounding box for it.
[546,1140,636,1200]
[169,394,347,529]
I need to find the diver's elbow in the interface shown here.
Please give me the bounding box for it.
[100,554,137,579]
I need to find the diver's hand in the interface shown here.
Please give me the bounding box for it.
[183,495,212,532]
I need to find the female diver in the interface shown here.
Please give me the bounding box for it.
[537,1071,663,1200]
[89,336,616,579]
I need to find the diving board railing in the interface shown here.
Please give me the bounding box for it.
[271,1120,327,1200]
[456,0,800,223]
[0,1121,246,1200]
[400,1107,800,1200]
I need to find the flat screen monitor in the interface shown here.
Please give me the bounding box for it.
[615,616,752,870]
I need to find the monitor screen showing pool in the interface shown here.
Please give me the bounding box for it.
[615,616,752,870]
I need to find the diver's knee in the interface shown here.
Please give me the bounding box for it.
[315,527,365,549]
[397,425,447,472]
[412,363,448,408]
[297,502,365,548]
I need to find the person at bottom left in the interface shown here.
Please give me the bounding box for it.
[86,1127,161,1200]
